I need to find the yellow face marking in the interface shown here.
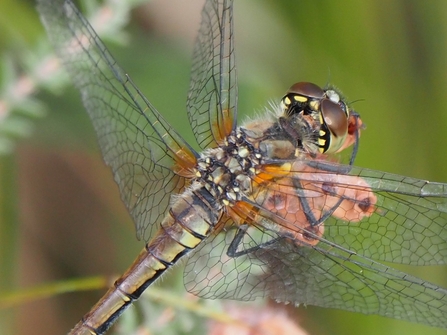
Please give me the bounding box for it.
[319,113,324,124]
[280,102,286,111]
[293,95,308,102]
[318,138,326,146]
[284,97,291,105]
[309,100,319,111]
[320,129,326,136]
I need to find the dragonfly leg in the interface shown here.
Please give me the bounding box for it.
[226,224,281,258]
[293,178,343,227]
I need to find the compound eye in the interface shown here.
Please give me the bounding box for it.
[320,99,349,153]
[321,99,348,138]
[288,82,324,99]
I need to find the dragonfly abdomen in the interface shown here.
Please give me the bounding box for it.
[69,187,221,335]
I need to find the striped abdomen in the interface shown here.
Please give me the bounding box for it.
[68,186,221,335]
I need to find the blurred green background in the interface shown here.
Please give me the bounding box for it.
[1,0,447,334]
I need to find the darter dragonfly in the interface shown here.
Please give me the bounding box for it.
[37,0,447,334]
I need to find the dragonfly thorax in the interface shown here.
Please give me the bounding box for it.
[195,130,262,207]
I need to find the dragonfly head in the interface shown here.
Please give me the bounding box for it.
[280,82,359,154]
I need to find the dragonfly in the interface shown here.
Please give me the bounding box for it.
[37,0,447,334]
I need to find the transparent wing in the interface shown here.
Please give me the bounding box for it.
[185,227,447,328]
[257,160,447,266]
[184,160,447,328]
[37,0,197,242]
[187,0,237,149]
